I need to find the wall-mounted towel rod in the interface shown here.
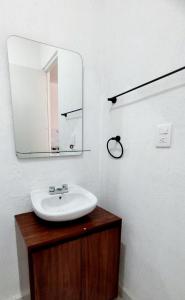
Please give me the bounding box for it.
[61,108,82,117]
[108,65,185,104]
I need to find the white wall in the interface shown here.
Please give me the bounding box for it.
[1,1,185,300]
[40,44,57,69]
[58,50,82,112]
[8,37,51,155]
[9,64,50,154]
[100,1,185,300]
[58,49,83,152]
[8,36,41,69]
[0,1,104,299]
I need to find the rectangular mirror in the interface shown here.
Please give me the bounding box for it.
[7,36,83,158]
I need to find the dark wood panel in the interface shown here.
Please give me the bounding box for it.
[15,223,30,296]
[82,226,121,300]
[15,206,121,250]
[31,239,82,300]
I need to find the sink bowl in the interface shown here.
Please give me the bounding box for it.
[31,185,97,222]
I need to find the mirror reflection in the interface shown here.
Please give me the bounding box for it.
[7,36,83,158]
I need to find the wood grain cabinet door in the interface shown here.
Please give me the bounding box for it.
[31,239,82,300]
[82,227,121,300]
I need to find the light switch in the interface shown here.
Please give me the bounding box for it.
[156,123,172,148]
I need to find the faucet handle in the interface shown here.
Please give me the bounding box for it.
[62,184,68,192]
[49,186,55,193]
[62,184,68,188]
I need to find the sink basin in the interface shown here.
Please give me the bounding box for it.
[31,185,97,222]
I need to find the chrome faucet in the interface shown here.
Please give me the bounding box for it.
[49,184,68,195]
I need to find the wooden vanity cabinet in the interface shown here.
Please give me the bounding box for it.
[15,206,122,300]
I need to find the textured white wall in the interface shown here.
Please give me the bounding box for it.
[8,36,41,69]
[9,65,50,153]
[1,1,185,300]
[100,1,185,300]
[0,1,104,299]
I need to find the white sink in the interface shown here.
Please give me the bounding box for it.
[31,185,97,222]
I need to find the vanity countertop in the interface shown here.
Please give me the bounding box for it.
[15,206,122,250]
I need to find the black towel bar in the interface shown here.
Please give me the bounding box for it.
[108,65,185,104]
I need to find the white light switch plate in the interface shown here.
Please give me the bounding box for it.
[156,123,172,148]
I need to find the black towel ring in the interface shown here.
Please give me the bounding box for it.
[107,136,124,159]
